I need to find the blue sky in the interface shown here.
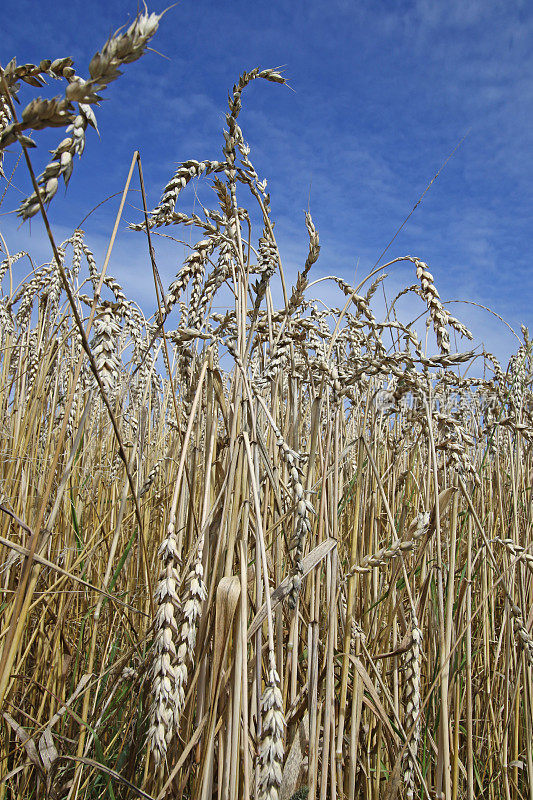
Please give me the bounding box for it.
[2,0,532,365]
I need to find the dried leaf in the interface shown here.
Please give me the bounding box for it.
[248,538,336,638]
[3,712,43,775]
[212,576,241,695]
[38,729,58,773]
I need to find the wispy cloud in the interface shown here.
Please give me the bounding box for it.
[1,0,531,366]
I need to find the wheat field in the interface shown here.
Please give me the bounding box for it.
[0,10,532,800]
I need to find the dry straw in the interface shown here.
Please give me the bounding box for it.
[1,8,533,800]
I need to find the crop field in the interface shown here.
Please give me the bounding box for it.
[0,9,532,800]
